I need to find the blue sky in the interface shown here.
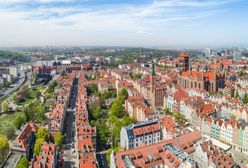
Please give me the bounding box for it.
[0,0,247,48]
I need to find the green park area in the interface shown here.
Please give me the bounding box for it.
[0,81,58,141]
[87,84,136,164]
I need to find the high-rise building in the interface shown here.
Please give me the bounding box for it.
[233,50,242,60]
[204,48,212,57]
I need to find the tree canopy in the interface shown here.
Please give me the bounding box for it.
[173,112,187,125]
[0,134,9,164]
[164,108,172,116]
[110,101,125,118]
[54,132,64,147]
[2,102,9,113]
[34,138,45,155]
[13,115,26,129]
[118,88,128,102]
[16,157,29,168]
[36,127,49,141]
[243,93,248,104]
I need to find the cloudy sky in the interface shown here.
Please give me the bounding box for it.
[0,0,247,48]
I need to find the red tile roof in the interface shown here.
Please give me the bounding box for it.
[32,144,55,168]
[115,131,202,168]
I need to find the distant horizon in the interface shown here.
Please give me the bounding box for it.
[0,0,248,47]
[0,45,247,50]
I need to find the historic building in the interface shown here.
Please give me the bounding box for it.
[149,64,167,108]
[178,53,225,94]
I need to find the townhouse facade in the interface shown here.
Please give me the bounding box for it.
[120,120,161,149]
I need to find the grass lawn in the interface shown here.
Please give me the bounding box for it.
[17,98,35,106]
[0,112,25,139]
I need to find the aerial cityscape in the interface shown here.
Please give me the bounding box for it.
[0,0,248,168]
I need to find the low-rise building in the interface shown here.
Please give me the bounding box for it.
[112,131,202,168]
[31,143,57,168]
[120,120,161,149]
[10,122,38,159]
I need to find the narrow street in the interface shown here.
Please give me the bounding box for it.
[60,78,78,168]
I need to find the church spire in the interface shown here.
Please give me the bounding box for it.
[151,63,155,91]
[151,63,155,77]
[214,68,217,80]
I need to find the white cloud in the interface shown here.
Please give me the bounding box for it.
[0,0,244,47]
[0,0,73,3]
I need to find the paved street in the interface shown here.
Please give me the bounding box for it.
[62,109,77,168]
[96,153,108,168]
[2,153,21,168]
[4,71,31,111]
[61,79,78,168]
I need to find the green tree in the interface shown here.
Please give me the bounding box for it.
[90,120,96,127]
[92,106,101,119]
[110,120,122,147]
[110,101,125,118]
[36,127,49,141]
[2,126,15,139]
[34,138,45,155]
[2,101,9,113]
[164,108,172,116]
[95,119,109,146]
[243,93,248,104]
[239,71,247,76]
[121,116,136,126]
[101,91,111,100]
[47,81,58,93]
[16,157,29,168]
[106,146,122,165]
[173,112,187,125]
[0,134,9,164]
[87,84,98,96]
[13,116,25,129]
[118,88,128,102]
[54,132,64,147]
[130,72,143,80]
[235,92,239,98]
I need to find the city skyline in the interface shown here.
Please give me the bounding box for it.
[0,0,248,48]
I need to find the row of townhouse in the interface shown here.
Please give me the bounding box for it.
[120,117,177,150]
[112,64,168,109]
[4,122,57,168]
[31,72,76,168]
[75,71,98,168]
[111,131,202,168]
[200,117,248,154]
[97,77,117,93]
[48,73,74,134]
[31,143,57,168]
[194,140,237,168]
[165,87,248,155]
[125,95,154,121]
